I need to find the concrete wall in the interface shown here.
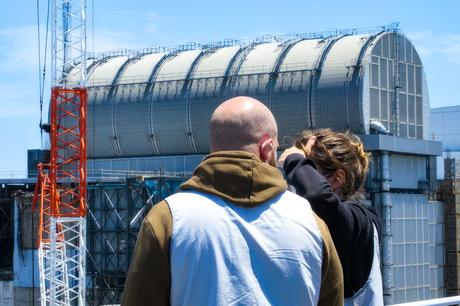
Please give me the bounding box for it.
[0,281,13,306]
[13,194,40,305]
[13,287,40,306]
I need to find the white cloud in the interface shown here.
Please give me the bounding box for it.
[0,25,45,73]
[92,10,177,50]
[0,26,47,120]
[143,12,176,36]
[407,31,460,64]
[87,27,146,53]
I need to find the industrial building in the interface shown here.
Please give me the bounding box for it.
[430,105,460,296]
[81,27,428,159]
[431,105,460,178]
[0,25,452,305]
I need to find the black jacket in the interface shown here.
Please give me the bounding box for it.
[284,154,382,298]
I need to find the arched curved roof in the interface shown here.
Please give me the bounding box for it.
[76,31,428,157]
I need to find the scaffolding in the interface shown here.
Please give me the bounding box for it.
[85,176,184,304]
[33,0,88,305]
[0,187,18,280]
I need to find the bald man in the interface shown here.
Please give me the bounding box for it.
[122,96,343,306]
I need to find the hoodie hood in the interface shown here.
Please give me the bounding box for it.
[180,151,287,207]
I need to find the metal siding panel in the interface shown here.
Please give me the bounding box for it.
[193,46,240,78]
[151,81,188,154]
[389,194,444,303]
[271,72,313,147]
[389,155,427,189]
[408,64,415,94]
[370,88,380,119]
[380,58,388,89]
[87,85,115,158]
[156,50,202,81]
[119,53,165,84]
[381,90,388,120]
[371,63,379,87]
[89,56,129,85]
[189,94,224,153]
[415,66,422,96]
[281,39,325,71]
[240,43,281,74]
[314,35,369,132]
[399,93,407,122]
[114,100,153,156]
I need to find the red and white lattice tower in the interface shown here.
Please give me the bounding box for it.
[33,0,87,305]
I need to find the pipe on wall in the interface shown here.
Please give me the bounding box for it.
[381,150,393,305]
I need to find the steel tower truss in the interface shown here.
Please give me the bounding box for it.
[33,0,87,305]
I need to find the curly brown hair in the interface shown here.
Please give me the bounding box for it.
[295,128,370,200]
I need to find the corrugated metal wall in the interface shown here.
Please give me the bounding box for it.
[390,194,444,302]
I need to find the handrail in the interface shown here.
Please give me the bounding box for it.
[390,296,460,306]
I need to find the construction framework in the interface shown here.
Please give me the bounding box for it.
[33,0,88,305]
[0,186,17,280]
[85,176,184,304]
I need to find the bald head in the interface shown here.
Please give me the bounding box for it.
[210,96,278,153]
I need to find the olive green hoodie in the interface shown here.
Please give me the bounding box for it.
[122,151,343,306]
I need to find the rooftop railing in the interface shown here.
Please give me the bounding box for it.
[390,296,460,306]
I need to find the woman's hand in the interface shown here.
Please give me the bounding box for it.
[277,136,317,168]
[277,146,306,167]
[301,135,316,158]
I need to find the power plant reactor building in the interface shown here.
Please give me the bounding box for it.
[74,29,429,159]
[2,26,451,306]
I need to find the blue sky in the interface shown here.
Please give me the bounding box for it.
[1,0,459,175]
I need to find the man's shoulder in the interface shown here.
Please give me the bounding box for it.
[145,200,172,229]
[278,189,312,206]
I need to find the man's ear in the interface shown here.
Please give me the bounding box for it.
[259,139,272,162]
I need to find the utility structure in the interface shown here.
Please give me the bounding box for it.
[33,0,88,305]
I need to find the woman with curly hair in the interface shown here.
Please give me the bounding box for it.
[279,129,383,306]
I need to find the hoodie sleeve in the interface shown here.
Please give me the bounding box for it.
[121,201,172,306]
[284,153,382,297]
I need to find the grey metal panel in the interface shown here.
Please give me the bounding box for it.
[430,105,460,151]
[88,56,129,86]
[389,193,444,303]
[271,70,314,147]
[360,134,442,156]
[118,53,165,84]
[147,50,202,154]
[366,33,427,139]
[113,100,153,157]
[188,88,225,153]
[270,39,327,147]
[150,79,188,154]
[105,52,184,157]
[88,85,117,158]
[389,154,427,189]
[86,155,204,176]
[181,50,216,153]
[88,102,117,158]
[227,43,283,105]
[314,35,371,132]
[156,50,202,81]
[188,47,241,152]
